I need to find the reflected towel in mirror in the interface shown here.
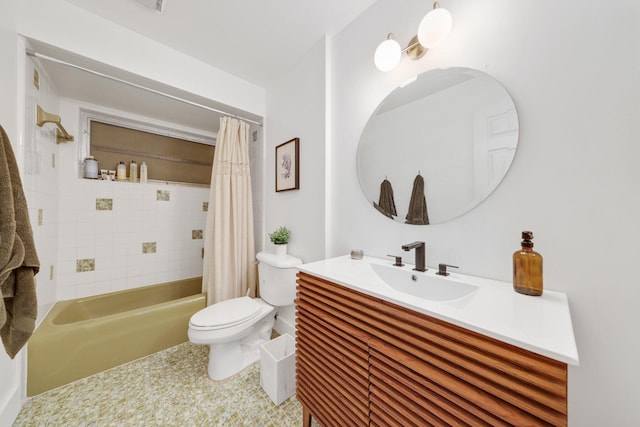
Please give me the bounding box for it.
[373,179,397,219]
[405,174,429,225]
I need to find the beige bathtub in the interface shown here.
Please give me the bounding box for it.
[27,277,205,396]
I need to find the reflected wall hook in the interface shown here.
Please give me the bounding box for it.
[36,105,74,143]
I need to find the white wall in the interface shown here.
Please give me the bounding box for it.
[264,38,327,263]
[327,0,640,424]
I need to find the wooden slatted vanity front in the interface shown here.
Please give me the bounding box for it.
[296,272,568,427]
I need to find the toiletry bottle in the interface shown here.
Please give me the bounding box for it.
[140,162,148,183]
[116,161,127,181]
[513,231,543,296]
[129,160,137,182]
[83,156,98,179]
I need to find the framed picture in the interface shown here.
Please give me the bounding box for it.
[275,138,300,192]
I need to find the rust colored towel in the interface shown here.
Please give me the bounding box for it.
[373,178,397,219]
[0,125,40,358]
[405,174,429,225]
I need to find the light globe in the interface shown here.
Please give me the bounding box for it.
[417,7,452,48]
[374,38,402,72]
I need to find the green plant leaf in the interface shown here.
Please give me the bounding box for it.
[269,226,291,244]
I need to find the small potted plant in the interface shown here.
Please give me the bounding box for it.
[269,226,291,256]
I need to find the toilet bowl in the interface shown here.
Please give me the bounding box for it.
[188,251,302,381]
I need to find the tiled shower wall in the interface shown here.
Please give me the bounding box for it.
[24,58,211,302]
[25,60,264,302]
[56,179,208,300]
[23,57,60,309]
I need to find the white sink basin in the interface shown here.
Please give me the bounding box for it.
[371,263,478,301]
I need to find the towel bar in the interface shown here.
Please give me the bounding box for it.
[36,105,74,144]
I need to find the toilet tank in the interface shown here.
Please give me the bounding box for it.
[256,251,303,306]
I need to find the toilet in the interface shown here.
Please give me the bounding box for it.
[188,251,302,381]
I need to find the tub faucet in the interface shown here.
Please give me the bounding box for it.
[401,241,426,272]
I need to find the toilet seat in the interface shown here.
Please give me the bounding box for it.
[189,296,263,331]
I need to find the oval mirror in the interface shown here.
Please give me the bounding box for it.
[357,67,519,225]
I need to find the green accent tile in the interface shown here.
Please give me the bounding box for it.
[76,259,95,272]
[38,209,43,226]
[192,230,203,240]
[156,190,170,201]
[96,198,113,211]
[203,202,208,211]
[142,242,157,254]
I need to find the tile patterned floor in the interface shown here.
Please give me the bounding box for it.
[15,343,306,426]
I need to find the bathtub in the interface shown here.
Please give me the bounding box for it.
[27,277,205,396]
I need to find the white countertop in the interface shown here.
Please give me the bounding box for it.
[298,255,579,366]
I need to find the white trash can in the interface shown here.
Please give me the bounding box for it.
[260,333,296,405]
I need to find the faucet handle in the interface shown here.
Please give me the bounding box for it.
[387,255,404,267]
[436,263,459,276]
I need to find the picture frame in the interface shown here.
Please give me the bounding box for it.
[275,138,300,192]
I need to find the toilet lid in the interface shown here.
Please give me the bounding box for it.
[189,296,262,329]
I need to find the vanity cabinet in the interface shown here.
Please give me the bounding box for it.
[296,272,568,427]
[296,273,370,426]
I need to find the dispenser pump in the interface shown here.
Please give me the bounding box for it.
[513,231,543,296]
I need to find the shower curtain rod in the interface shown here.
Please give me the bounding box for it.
[25,49,263,127]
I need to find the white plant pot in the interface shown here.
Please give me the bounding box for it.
[274,244,288,257]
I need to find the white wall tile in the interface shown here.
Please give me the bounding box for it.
[76,246,96,259]
[57,246,76,262]
[76,271,96,286]
[126,263,142,277]
[93,181,115,199]
[95,220,115,237]
[93,280,113,295]
[76,220,96,236]
[57,285,76,301]
[126,275,142,289]
[111,243,128,258]
[167,269,182,282]
[76,283,95,298]
[58,260,77,275]
[111,278,128,292]
[151,271,168,284]
[94,243,113,258]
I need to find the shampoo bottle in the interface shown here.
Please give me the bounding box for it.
[513,231,543,296]
[140,162,148,184]
[129,160,137,182]
[116,161,127,181]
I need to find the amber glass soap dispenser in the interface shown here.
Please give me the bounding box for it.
[513,231,543,296]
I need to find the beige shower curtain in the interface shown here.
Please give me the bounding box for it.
[202,117,256,305]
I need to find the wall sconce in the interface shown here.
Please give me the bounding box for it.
[374,1,452,72]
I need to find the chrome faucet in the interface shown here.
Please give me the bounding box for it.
[401,241,426,272]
